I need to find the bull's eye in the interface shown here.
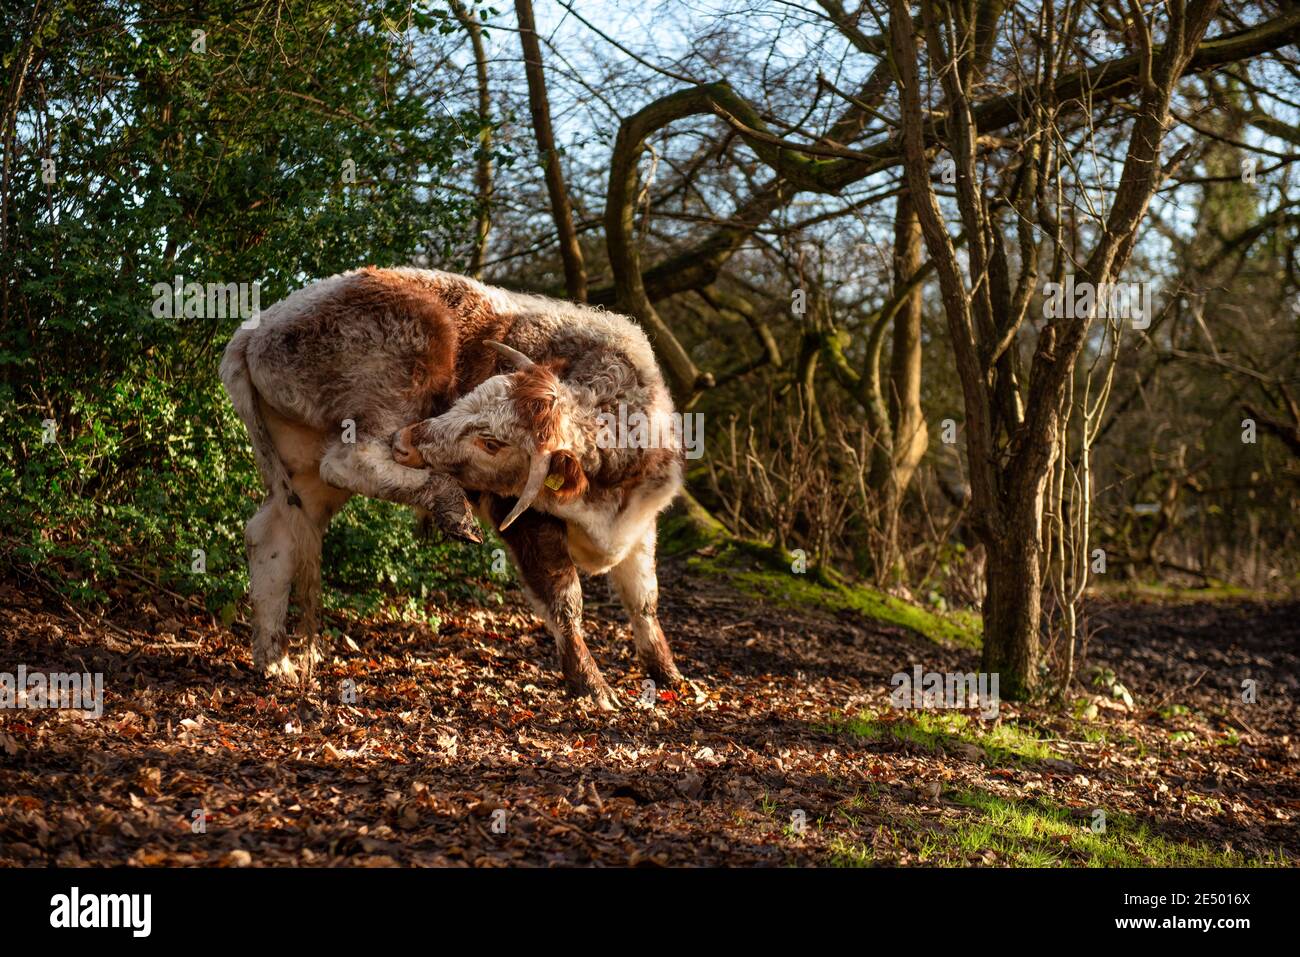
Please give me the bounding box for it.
[475,435,504,455]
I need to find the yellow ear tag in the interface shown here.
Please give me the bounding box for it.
[544,473,565,491]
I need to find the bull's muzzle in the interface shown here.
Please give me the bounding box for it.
[392,426,424,467]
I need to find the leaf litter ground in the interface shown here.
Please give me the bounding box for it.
[1,560,1296,867]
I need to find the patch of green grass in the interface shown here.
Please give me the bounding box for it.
[1078,725,1138,746]
[944,792,1277,867]
[829,791,1285,867]
[685,540,981,649]
[828,836,878,867]
[836,710,1053,764]
[1185,793,1226,815]
[832,796,870,829]
[1089,579,1255,603]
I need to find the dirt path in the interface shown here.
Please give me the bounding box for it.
[1,565,1296,867]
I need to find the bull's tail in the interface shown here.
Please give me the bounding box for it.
[220,331,297,505]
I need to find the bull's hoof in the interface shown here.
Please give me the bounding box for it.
[571,677,621,711]
[416,506,482,545]
[253,632,298,682]
[424,502,483,544]
[637,649,684,688]
[421,475,482,545]
[304,635,330,665]
[646,663,685,687]
[259,652,299,683]
[446,511,484,545]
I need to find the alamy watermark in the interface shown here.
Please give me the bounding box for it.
[1043,274,1153,330]
[1,665,104,718]
[50,887,150,937]
[151,274,261,328]
[596,402,704,460]
[890,666,1000,720]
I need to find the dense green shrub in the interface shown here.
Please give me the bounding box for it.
[0,2,501,616]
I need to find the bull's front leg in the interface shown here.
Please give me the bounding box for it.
[482,495,620,710]
[608,527,684,686]
[319,437,482,543]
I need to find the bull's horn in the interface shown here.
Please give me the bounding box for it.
[485,340,535,370]
[498,452,552,531]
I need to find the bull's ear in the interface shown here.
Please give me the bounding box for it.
[511,365,563,450]
[545,449,588,500]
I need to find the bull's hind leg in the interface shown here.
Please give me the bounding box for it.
[245,499,299,679]
[289,473,350,673]
[318,436,481,543]
[482,495,620,710]
[608,528,683,686]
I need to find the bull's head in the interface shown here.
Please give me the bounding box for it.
[392,341,589,531]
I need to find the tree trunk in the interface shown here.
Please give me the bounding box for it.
[515,0,586,301]
[888,188,928,495]
[982,524,1042,700]
[452,0,493,278]
[876,189,929,580]
[980,416,1057,696]
[889,0,1223,698]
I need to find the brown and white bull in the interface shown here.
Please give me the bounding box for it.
[220,266,685,708]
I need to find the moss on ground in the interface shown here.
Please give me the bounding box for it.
[659,494,731,556]
[1089,579,1256,602]
[836,710,1052,764]
[681,537,981,649]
